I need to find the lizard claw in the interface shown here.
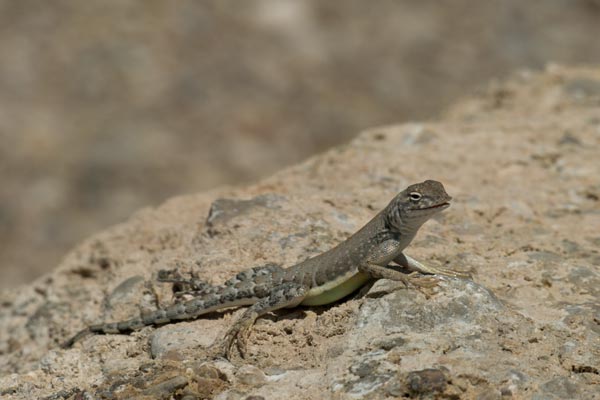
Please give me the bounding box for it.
[207,339,233,361]
[398,272,440,298]
[210,325,246,360]
[394,271,428,290]
[235,329,252,359]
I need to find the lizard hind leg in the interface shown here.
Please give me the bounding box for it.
[226,263,285,288]
[215,281,307,360]
[158,262,285,300]
[157,269,213,299]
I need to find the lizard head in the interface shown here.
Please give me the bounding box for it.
[385,180,452,232]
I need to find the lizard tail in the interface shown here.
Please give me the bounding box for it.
[61,315,155,348]
[61,327,92,348]
[62,284,258,348]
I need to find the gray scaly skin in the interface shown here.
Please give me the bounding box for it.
[62,180,468,358]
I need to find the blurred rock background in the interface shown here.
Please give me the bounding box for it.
[1,0,600,288]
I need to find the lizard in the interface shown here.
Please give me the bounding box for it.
[62,180,468,359]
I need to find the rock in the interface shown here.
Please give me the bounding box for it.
[476,388,503,400]
[371,335,406,351]
[535,376,583,399]
[107,275,145,305]
[235,365,267,388]
[407,368,448,395]
[141,375,189,398]
[150,323,218,360]
[1,66,600,399]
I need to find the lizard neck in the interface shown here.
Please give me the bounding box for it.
[382,207,423,249]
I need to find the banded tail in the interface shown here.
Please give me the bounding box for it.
[61,283,258,348]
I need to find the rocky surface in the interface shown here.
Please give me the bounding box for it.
[1,65,599,399]
[5,1,600,288]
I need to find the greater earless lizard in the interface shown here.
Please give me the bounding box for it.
[63,180,468,358]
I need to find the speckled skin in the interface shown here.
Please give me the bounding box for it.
[63,180,466,358]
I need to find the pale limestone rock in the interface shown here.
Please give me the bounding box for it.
[1,66,599,399]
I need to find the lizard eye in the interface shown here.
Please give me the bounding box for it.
[409,192,422,201]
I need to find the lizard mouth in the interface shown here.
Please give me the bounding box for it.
[419,202,451,211]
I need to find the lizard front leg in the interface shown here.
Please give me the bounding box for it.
[358,240,444,291]
[215,281,307,360]
[358,240,418,288]
[359,262,420,288]
[395,253,471,279]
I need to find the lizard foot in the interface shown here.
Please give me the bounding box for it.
[360,262,437,292]
[403,274,441,298]
[157,269,213,299]
[209,314,255,360]
[395,254,472,279]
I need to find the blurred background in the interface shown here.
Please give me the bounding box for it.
[1,0,600,288]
